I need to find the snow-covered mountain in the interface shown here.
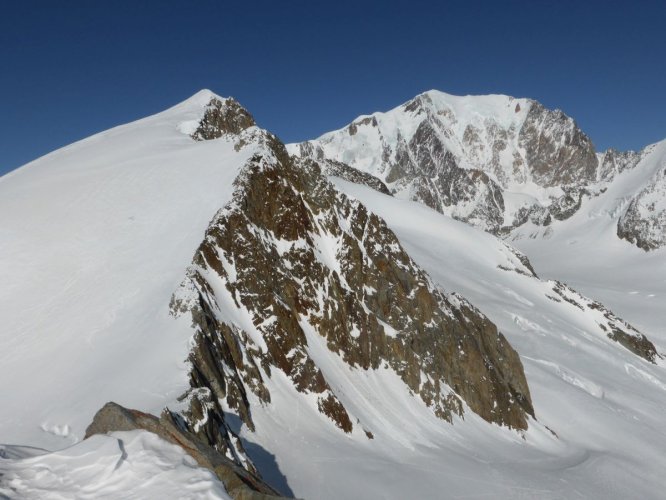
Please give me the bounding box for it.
[617,143,666,249]
[289,90,666,250]
[2,90,666,499]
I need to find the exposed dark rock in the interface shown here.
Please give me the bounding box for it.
[396,120,506,233]
[172,127,535,435]
[347,117,378,136]
[617,213,666,251]
[518,102,598,187]
[291,92,653,237]
[607,328,660,363]
[507,204,552,232]
[549,188,586,221]
[498,245,539,278]
[192,97,256,140]
[550,281,660,363]
[85,402,289,500]
[597,148,641,182]
[308,157,392,195]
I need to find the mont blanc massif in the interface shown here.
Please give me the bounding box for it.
[1,89,665,499]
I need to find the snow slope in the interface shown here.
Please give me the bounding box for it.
[277,177,666,499]
[510,139,666,340]
[2,90,666,499]
[0,430,231,499]
[0,90,259,450]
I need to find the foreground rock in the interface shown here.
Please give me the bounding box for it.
[85,402,289,500]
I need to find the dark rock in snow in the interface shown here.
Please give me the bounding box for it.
[550,281,660,363]
[311,157,392,195]
[85,402,289,500]
[172,102,535,439]
[192,97,256,140]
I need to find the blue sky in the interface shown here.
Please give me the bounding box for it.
[1,0,665,175]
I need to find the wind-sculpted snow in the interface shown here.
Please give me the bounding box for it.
[3,89,666,499]
[0,89,262,451]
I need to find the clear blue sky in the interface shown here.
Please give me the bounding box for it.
[2,0,665,175]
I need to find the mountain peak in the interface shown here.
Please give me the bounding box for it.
[169,90,257,140]
[181,88,226,107]
[404,89,532,124]
[290,89,598,233]
[167,89,236,121]
[189,94,256,140]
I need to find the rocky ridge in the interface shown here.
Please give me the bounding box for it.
[313,157,391,195]
[545,281,660,363]
[167,97,538,468]
[191,97,257,140]
[493,248,659,363]
[617,146,666,250]
[81,93,660,496]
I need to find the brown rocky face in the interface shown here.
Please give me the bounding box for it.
[518,103,598,187]
[191,97,256,140]
[172,119,535,443]
[392,120,506,232]
[548,281,660,363]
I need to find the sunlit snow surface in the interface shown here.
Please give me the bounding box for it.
[1,91,666,499]
[279,177,666,500]
[0,430,231,499]
[510,139,666,339]
[0,90,259,450]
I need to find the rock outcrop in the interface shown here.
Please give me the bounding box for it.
[313,157,391,195]
[517,102,598,187]
[617,159,666,250]
[546,281,660,363]
[170,102,535,447]
[597,148,642,182]
[85,402,288,500]
[192,97,256,140]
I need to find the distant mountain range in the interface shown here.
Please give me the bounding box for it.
[290,90,666,250]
